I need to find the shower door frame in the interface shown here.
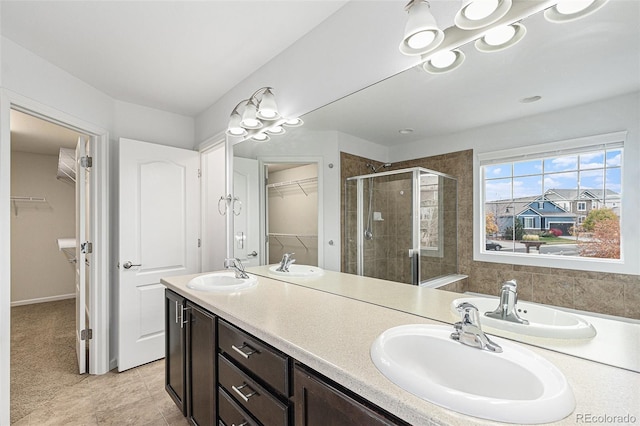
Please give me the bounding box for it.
[349,167,455,285]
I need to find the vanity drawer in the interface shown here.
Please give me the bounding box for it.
[218,387,259,426]
[219,355,290,426]
[218,319,289,396]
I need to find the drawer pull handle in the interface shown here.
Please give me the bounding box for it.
[231,343,258,359]
[232,383,258,402]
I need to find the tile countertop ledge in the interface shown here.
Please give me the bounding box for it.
[161,271,640,426]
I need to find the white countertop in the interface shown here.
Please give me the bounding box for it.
[248,265,640,372]
[162,271,640,426]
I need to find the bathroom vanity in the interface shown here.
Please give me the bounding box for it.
[162,271,639,425]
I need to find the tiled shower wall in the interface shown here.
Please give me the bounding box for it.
[341,151,640,319]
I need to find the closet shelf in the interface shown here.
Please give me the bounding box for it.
[10,196,47,216]
[267,177,317,197]
[268,233,318,250]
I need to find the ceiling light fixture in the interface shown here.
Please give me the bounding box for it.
[455,0,513,30]
[423,49,466,74]
[475,22,526,52]
[399,0,444,56]
[544,0,609,23]
[226,87,303,141]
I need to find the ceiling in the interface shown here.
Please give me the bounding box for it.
[1,1,348,117]
[4,1,639,154]
[11,110,85,155]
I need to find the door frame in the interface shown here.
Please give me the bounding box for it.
[0,90,110,423]
[258,156,324,268]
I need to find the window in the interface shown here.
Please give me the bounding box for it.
[524,217,535,228]
[475,132,632,274]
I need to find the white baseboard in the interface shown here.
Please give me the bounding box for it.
[10,293,75,307]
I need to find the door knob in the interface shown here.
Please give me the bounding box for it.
[248,251,258,257]
[122,261,142,269]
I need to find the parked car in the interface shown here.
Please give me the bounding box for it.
[486,240,502,251]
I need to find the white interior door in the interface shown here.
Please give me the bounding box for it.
[118,138,200,371]
[75,136,88,374]
[234,157,260,266]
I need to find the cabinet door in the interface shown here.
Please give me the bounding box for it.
[165,289,186,415]
[293,364,405,426]
[187,302,216,426]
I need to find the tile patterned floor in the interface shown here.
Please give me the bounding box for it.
[12,359,189,425]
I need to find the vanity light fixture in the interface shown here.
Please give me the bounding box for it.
[240,99,262,129]
[226,87,302,140]
[399,0,444,56]
[423,49,466,74]
[283,117,304,127]
[475,22,526,53]
[251,132,270,142]
[399,0,609,76]
[266,125,286,136]
[544,0,609,23]
[454,0,513,30]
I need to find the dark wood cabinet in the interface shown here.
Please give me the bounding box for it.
[165,289,186,415]
[293,364,408,426]
[166,290,407,426]
[186,301,216,426]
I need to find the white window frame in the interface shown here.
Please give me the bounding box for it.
[577,201,587,211]
[474,131,639,275]
[523,217,535,229]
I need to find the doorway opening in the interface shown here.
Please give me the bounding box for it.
[9,109,90,422]
[265,162,319,267]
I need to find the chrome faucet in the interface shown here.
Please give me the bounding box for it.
[451,302,502,353]
[276,252,296,272]
[485,280,529,325]
[224,258,250,279]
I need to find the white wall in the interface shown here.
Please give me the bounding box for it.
[234,128,393,271]
[391,93,640,162]
[1,35,198,417]
[10,152,76,304]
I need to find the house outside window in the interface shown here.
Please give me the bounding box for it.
[477,132,626,273]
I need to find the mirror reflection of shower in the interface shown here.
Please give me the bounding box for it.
[345,167,458,285]
[364,163,391,240]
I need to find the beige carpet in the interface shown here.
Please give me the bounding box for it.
[10,298,87,424]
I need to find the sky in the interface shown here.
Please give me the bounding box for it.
[484,149,622,202]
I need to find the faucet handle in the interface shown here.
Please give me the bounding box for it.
[502,279,518,290]
[456,302,481,326]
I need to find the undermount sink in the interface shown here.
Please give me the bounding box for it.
[371,324,575,424]
[187,271,257,292]
[451,297,596,339]
[268,264,324,278]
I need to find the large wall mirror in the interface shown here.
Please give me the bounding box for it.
[230,0,639,371]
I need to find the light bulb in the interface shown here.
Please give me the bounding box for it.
[407,30,436,49]
[483,24,516,46]
[430,50,457,68]
[464,0,499,20]
[252,133,269,142]
[555,0,595,15]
